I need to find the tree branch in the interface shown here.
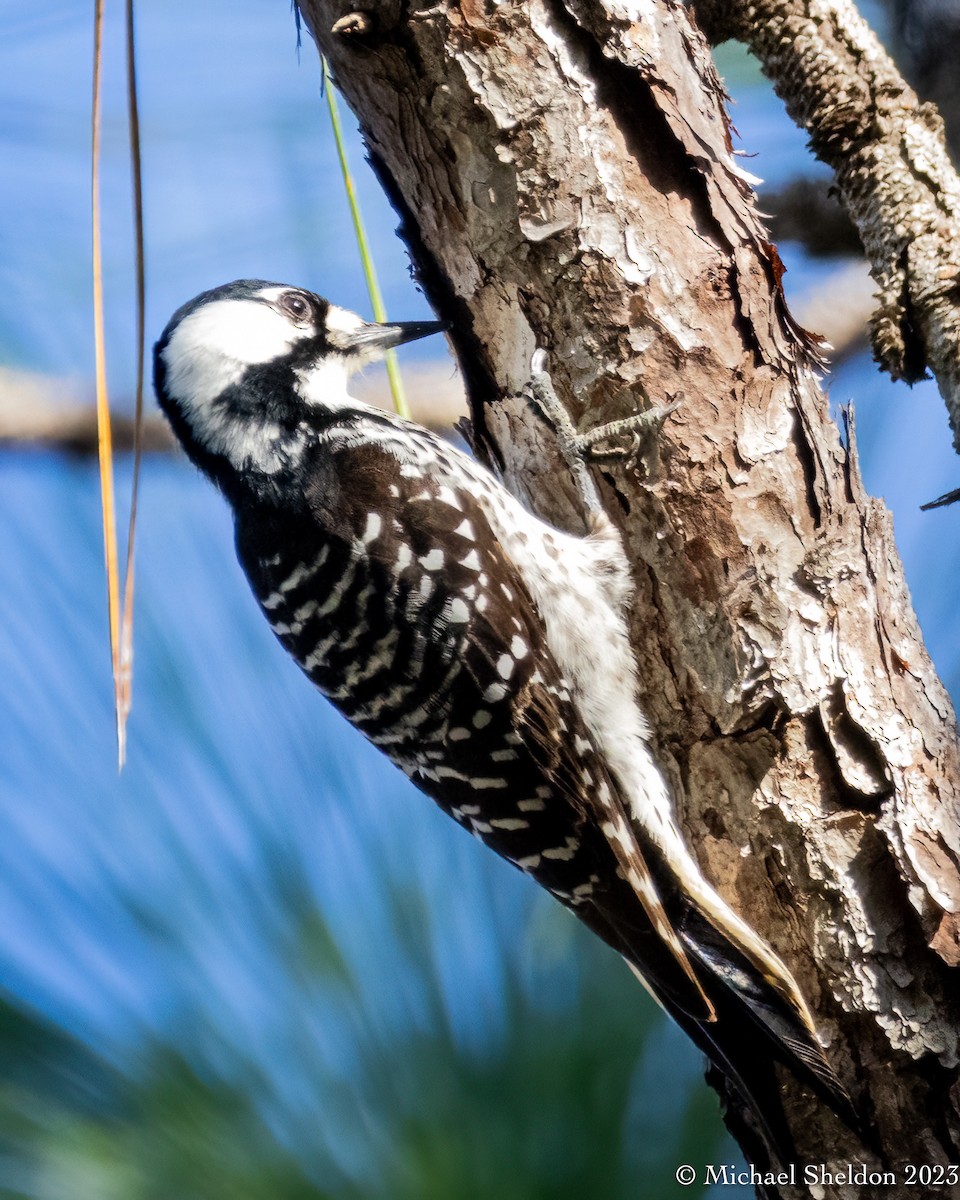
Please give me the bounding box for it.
[695,0,960,451]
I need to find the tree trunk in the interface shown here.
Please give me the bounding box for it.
[298,1,960,1192]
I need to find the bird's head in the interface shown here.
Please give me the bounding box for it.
[154,278,446,480]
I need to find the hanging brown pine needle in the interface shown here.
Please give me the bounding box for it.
[91,0,124,761]
[91,0,146,767]
[118,0,146,766]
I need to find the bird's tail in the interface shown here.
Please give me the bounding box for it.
[678,899,866,1137]
[616,834,870,1160]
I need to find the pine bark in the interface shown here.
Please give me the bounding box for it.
[298,1,960,1192]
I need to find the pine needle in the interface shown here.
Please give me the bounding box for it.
[91,0,146,767]
[92,0,124,761]
[323,58,410,419]
[118,0,146,767]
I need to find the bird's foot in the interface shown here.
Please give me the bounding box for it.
[574,406,679,462]
[525,350,677,513]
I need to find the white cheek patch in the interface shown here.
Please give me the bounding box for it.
[164,298,301,393]
[162,298,306,431]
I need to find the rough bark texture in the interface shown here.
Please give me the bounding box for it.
[695,0,960,453]
[299,1,960,1192]
[888,0,960,167]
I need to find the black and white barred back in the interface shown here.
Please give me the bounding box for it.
[155,279,865,1159]
[237,412,657,908]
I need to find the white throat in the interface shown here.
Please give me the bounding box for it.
[294,356,355,409]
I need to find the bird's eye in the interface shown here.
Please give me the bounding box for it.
[280,292,311,321]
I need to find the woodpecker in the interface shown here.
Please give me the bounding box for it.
[155,279,862,1159]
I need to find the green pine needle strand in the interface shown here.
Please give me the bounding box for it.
[324,60,410,420]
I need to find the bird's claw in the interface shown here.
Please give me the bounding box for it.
[523,352,603,514]
[576,403,680,463]
[524,351,677,511]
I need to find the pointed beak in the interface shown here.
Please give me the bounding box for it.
[339,319,449,355]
